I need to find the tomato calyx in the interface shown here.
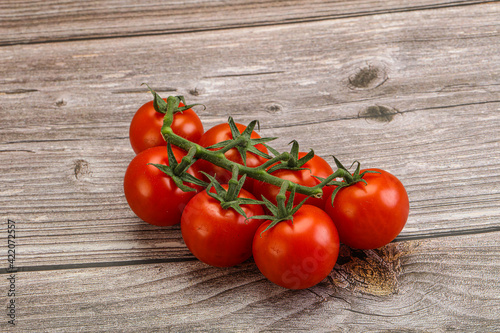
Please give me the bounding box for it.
[149,143,208,192]
[202,166,263,219]
[266,140,314,173]
[206,117,276,166]
[151,90,328,198]
[143,84,205,115]
[322,156,381,206]
[250,181,311,235]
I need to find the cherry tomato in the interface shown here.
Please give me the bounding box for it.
[252,205,340,289]
[124,146,202,226]
[129,99,204,154]
[196,122,268,186]
[181,185,265,267]
[252,152,334,208]
[324,169,409,250]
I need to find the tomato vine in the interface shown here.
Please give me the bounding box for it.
[125,86,410,287]
[152,92,351,200]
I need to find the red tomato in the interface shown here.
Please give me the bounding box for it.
[181,185,265,267]
[196,122,268,186]
[129,99,204,154]
[324,169,409,250]
[124,146,202,226]
[252,152,334,208]
[252,205,340,289]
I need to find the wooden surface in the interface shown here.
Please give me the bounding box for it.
[1,0,499,331]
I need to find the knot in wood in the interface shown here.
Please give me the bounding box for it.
[348,64,388,90]
[359,105,399,123]
[266,103,283,114]
[330,242,419,296]
[74,159,91,180]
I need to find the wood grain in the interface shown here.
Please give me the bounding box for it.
[0,0,499,331]
[1,2,499,267]
[0,0,492,45]
[1,233,498,332]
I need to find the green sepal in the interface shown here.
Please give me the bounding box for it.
[260,196,279,216]
[247,137,278,146]
[206,140,233,149]
[311,175,344,187]
[266,140,315,174]
[148,163,197,193]
[149,163,175,178]
[206,117,276,165]
[329,184,345,207]
[200,170,264,219]
[201,172,226,197]
[249,182,312,236]
[360,170,381,178]
[240,119,258,137]
[166,143,179,170]
[262,143,281,157]
[147,143,208,192]
[237,146,248,166]
[227,203,250,220]
[181,173,209,188]
[246,214,276,222]
[285,185,296,212]
[247,145,273,160]
[290,140,300,160]
[326,157,382,206]
[333,156,349,172]
[297,149,315,168]
[142,83,169,114]
[351,160,362,177]
[142,84,205,115]
[175,95,206,113]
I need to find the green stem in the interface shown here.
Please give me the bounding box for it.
[315,169,349,188]
[162,96,179,128]
[218,135,247,154]
[276,182,290,217]
[161,127,323,197]
[256,152,290,170]
[174,146,197,175]
[225,165,240,201]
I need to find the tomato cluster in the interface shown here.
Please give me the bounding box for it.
[123,93,410,290]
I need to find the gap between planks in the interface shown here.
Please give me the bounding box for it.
[1,226,498,275]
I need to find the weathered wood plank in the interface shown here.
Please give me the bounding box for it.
[1,233,498,331]
[1,3,499,266]
[0,0,492,45]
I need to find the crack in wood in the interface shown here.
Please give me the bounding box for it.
[203,71,285,79]
[0,149,36,153]
[4,136,129,144]
[394,225,500,242]
[0,257,197,275]
[111,87,177,94]
[263,99,500,129]
[0,89,38,95]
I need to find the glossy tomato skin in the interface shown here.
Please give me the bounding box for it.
[252,153,334,208]
[129,99,204,154]
[196,122,268,188]
[252,205,340,289]
[124,146,202,227]
[181,186,265,267]
[324,169,409,250]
